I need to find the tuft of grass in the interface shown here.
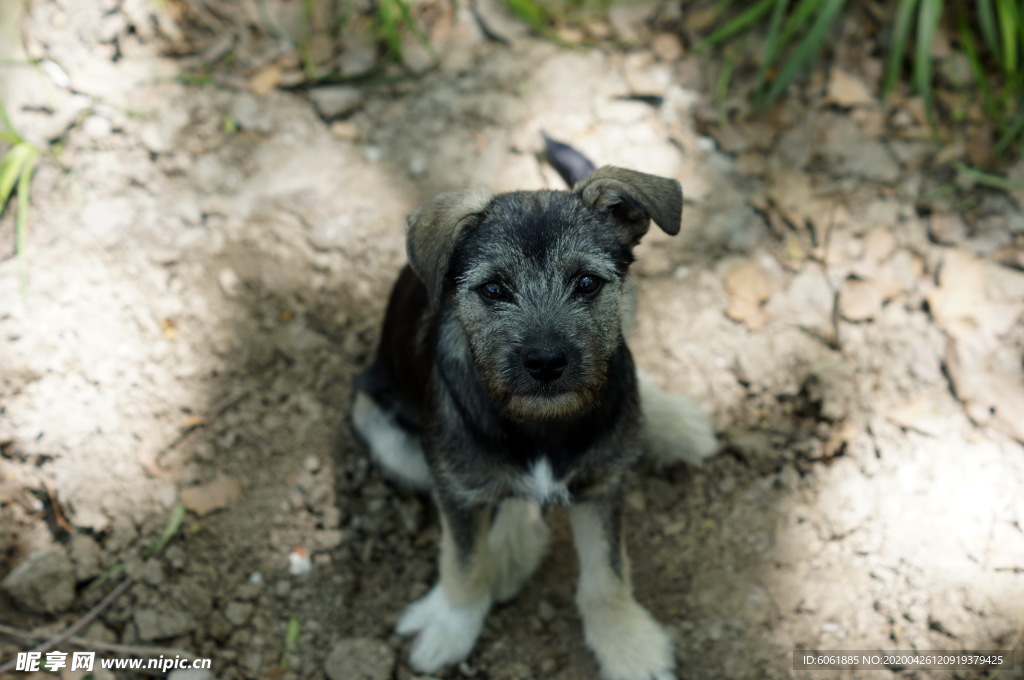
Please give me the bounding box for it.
[0,101,40,299]
[701,0,1024,159]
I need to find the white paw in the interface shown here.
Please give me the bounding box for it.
[489,500,550,602]
[396,584,490,673]
[581,600,676,680]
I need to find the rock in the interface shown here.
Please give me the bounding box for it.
[180,474,243,516]
[217,268,243,298]
[2,548,76,614]
[69,533,102,582]
[839,278,887,321]
[135,608,197,641]
[929,213,968,245]
[308,86,366,120]
[232,94,275,134]
[324,638,394,680]
[167,670,214,680]
[651,32,684,61]
[607,2,656,43]
[622,51,671,96]
[826,67,875,107]
[224,601,254,627]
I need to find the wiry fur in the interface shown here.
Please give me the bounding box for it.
[351,165,718,680]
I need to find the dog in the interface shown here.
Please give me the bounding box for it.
[351,154,717,680]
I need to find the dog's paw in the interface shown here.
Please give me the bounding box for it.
[396,585,490,673]
[581,599,676,680]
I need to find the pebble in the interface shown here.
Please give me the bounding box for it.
[308,86,366,119]
[324,638,394,680]
[1,548,76,614]
[135,608,197,641]
[224,601,254,627]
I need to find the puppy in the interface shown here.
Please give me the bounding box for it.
[352,164,717,680]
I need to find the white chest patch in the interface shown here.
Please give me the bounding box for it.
[521,458,571,505]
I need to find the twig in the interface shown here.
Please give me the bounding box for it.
[0,623,191,660]
[0,576,135,674]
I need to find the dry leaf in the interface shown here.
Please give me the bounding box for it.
[945,338,1024,443]
[826,68,875,108]
[249,64,282,96]
[180,474,243,516]
[840,278,887,321]
[725,259,775,330]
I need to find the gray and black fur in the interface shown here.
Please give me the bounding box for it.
[352,161,718,680]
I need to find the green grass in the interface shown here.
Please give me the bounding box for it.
[699,0,1024,159]
[0,101,40,299]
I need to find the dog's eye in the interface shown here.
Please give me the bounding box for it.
[479,281,508,303]
[575,275,603,297]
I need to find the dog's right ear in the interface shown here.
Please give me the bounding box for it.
[406,188,493,306]
[575,166,682,245]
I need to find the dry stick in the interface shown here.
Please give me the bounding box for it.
[0,623,191,661]
[0,576,135,674]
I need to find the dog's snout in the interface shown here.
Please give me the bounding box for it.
[523,348,568,382]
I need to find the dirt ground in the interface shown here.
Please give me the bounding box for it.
[1,1,1024,679]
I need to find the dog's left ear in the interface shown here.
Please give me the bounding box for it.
[575,166,682,243]
[406,188,493,306]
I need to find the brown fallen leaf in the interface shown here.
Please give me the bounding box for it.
[180,474,243,516]
[249,64,282,96]
[826,67,875,108]
[725,259,775,330]
[944,337,1024,443]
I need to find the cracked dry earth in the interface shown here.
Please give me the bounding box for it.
[1,1,1024,680]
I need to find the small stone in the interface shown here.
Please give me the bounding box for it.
[218,266,243,296]
[69,533,103,582]
[329,121,359,139]
[167,670,214,680]
[224,601,254,626]
[180,474,243,516]
[135,608,197,641]
[304,454,321,473]
[651,32,684,61]
[324,638,394,680]
[1,548,76,614]
[840,278,887,321]
[929,213,968,245]
[309,86,366,119]
[232,94,275,134]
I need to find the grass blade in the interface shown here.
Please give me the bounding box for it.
[959,16,1003,126]
[762,0,846,107]
[695,0,775,53]
[995,0,1019,74]
[883,0,919,97]
[143,500,186,558]
[755,0,793,93]
[0,143,32,210]
[977,0,1000,55]
[15,148,37,299]
[280,617,301,667]
[777,0,826,48]
[914,0,942,121]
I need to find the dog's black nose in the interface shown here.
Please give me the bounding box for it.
[523,348,568,382]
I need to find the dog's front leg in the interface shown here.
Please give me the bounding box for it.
[571,492,676,680]
[397,496,494,672]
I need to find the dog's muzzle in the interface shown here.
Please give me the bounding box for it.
[522,348,568,383]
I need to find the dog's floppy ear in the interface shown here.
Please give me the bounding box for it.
[406,188,493,305]
[574,166,683,243]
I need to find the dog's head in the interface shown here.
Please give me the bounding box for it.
[407,166,682,422]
